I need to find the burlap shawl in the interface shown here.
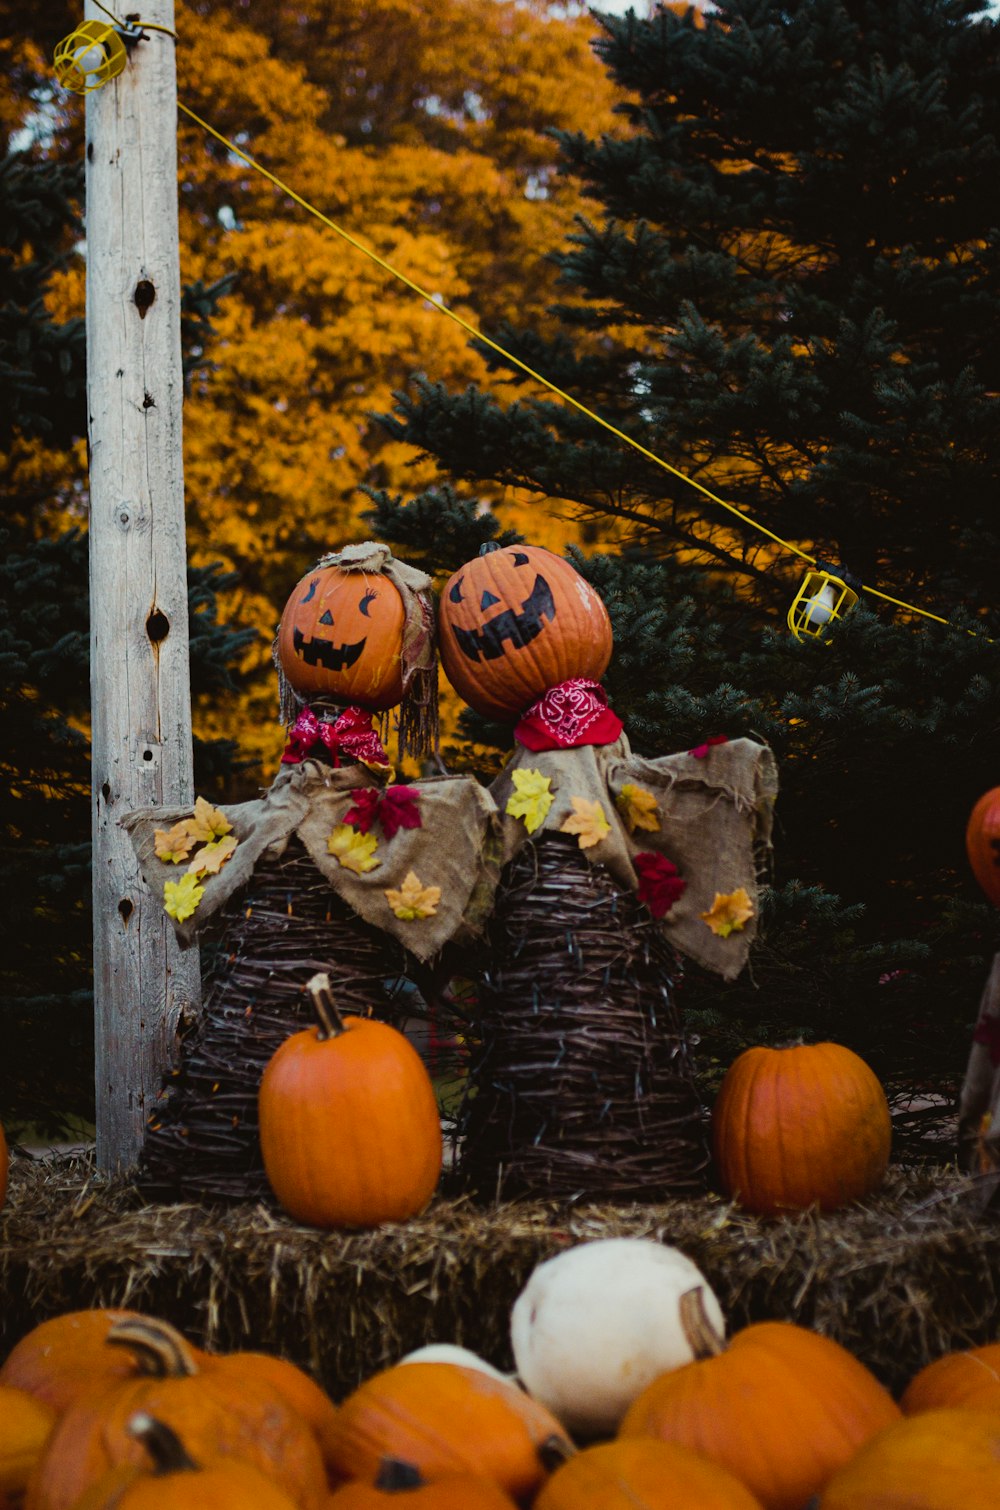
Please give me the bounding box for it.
[123,759,501,964]
[490,734,778,981]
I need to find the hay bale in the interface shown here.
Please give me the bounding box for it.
[457,836,709,1202]
[4,1151,998,1400]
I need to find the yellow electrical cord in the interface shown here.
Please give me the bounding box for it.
[70,4,989,640]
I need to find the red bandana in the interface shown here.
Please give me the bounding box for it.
[280,705,390,769]
[514,677,624,752]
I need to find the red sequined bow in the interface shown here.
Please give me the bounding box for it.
[280,705,389,768]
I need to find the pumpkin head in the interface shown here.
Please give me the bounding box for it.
[711,1041,891,1216]
[24,1318,328,1510]
[818,1407,1000,1509]
[276,562,408,711]
[324,1361,573,1503]
[901,1342,1000,1416]
[534,1438,765,1510]
[0,1386,56,1508]
[72,1413,301,1510]
[618,1296,900,1510]
[438,544,612,720]
[966,787,1000,908]
[258,973,442,1229]
[0,1309,167,1416]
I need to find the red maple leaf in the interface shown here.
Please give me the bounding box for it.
[379,785,423,840]
[634,852,686,919]
[689,734,729,759]
[343,787,381,834]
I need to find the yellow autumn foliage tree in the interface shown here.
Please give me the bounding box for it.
[5,0,628,775]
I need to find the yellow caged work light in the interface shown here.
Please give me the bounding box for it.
[54,20,127,95]
[787,569,859,642]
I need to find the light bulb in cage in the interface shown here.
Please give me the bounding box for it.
[787,569,858,642]
[54,20,127,95]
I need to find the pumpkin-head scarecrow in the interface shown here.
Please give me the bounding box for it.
[123,542,500,1209]
[275,540,438,769]
[957,786,1000,1173]
[442,540,778,1205]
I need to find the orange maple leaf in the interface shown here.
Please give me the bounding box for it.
[384,870,441,920]
[560,796,612,849]
[700,887,755,938]
[187,834,239,876]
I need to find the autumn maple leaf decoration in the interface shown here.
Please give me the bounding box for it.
[634,853,686,918]
[701,887,755,938]
[385,870,441,920]
[327,824,381,875]
[163,872,205,923]
[505,768,555,835]
[615,782,660,834]
[343,785,423,840]
[560,796,612,849]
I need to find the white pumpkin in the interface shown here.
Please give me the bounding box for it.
[397,1343,513,1383]
[510,1237,725,1438]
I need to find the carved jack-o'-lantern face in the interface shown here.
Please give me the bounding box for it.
[276,564,407,710]
[439,544,613,720]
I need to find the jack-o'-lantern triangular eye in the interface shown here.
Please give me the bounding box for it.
[319,609,334,625]
[510,552,530,566]
[481,590,501,609]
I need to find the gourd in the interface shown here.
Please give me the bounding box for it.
[324,1360,573,1503]
[24,1317,328,1510]
[618,1293,900,1510]
[510,1238,726,1438]
[0,1386,56,1508]
[901,1342,1000,1415]
[438,544,612,720]
[275,561,407,710]
[71,1413,301,1510]
[818,1407,1000,1508]
[534,1438,765,1510]
[258,973,442,1229]
[0,1310,165,1414]
[966,786,1000,908]
[711,1041,892,1215]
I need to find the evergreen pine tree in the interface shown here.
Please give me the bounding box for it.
[370,0,1000,1132]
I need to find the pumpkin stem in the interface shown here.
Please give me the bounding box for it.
[308,971,347,1040]
[126,1412,199,1473]
[537,1433,577,1472]
[104,1318,200,1378]
[478,541,503,555]
[374,1458,427,1490]
[678,1286,726,1360]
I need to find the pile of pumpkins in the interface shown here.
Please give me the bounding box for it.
[2,1232,1000,1510]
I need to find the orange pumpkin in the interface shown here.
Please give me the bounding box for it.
[0,1386,56,1509]
[209,1350,340,1481]
[901,1342,1000,1415]
[534,1438,764,1509]
[966,787,1000,908]
[275,561,408,710]
[72,1412,301,1510]
[0,1309,167,1415]
[438,544,612,720]
[324,1361,573,1503]
[711,1041,892,1216]
[326,1458,519,1507]
[259,973,442,1229]
[24,1317,328,1510]
[818,1407,1000,1508]
[618,1300,900,1510]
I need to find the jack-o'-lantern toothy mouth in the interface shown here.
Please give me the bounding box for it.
[292,625,367,673]
[451,574,556,662]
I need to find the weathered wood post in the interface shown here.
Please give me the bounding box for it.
[86,0,200,1171]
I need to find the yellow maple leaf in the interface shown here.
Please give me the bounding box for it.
[163,872,205,923]
[327,823,381,874]
[560,796,612,849]
[384,870,441,920]
[701,887,755,938]
[187,795,233,843]
[187,834,239,876]
[615,782,660,834]
[505,767,554,835]
[154,820,198,864]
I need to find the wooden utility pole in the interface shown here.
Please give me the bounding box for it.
[86,0,200,1171]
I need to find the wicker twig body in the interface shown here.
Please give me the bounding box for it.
[456,835,710,1202]
[141,837,423,1204]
